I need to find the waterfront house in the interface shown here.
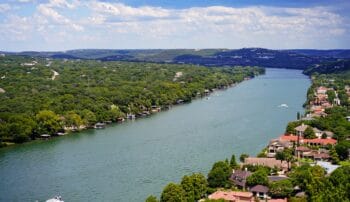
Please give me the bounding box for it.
[249,185,269,199]
[294,123,308,137]
[280,135,337,147]
[243,157,289,172]
[267,139,291,158]
[230,169,252,189]
[208,191,254,202]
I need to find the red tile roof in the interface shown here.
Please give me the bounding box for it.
[208,191,253,201]
[279,135,337,145]
[306,138,337,145]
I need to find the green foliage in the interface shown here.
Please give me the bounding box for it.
[286,121,301,134]
[0,56,263,143]
[335,141,350,161]
[330,147,340,164]
[275,148,294,170]
[303,126,316,139]
[180,173,207,201]
[36,110,62,135]
[239,153,249,163]
[288,164,326,190]
[145,195,159,202]
[230,154,238,169]
[161,183,186,202]
[268,179,293,198]
[207,161,231,188]
[246,169,269,186]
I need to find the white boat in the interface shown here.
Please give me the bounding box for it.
[46,195,64,202]
[279,104,288,108]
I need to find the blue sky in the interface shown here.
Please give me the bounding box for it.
[0,0,349,51]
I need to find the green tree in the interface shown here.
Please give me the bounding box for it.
[303,126,316,139]
[145,195,159,202]
[64,111,83,129]
[180,173,207,201]
[321,133,327,139]
[207,161,231,188]
[335,141,350,160]
[80,109,97,127]
[36,110,61,135]
[240,153,249,163]
[161,183,186,202]
[246,169,269,186]
[268,179,293,198]
[330,147,340,164]
[230,154,238,169]
[180,175,195,202]
[275,148,294,170]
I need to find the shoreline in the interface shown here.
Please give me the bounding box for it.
[0,74,261,149]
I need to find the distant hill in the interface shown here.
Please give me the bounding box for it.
[289,49,350,58]
[303,60,350,75]
[1,48,350,69]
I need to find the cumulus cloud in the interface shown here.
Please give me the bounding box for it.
[0,3,11,12]
[0,0,349,50]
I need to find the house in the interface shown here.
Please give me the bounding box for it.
[249,185,269,199]
[230,170,252,189]
[208,191,254,202]
[313,152,331,161]
[294,123,308,137]
[317,86,328,94]
[267,139,291,158]
[244,157,289,172]
[279,135,337,147]
[313,128,323,138]
[296,146,312,158]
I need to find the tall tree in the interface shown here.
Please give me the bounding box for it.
[207,161,231,188]
[240,153,249,163]
[161,183,186,202]
[246,169,269,186]
[230,154,238,169]
[36,110,61,135]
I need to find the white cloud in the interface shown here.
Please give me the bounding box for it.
[88,1,171,18]
[37,3,83,31]
[0,3,11,12]
[0,0,349,50]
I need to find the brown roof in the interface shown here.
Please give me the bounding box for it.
[295,124,308,132]
[244,157,289,170]
[313,152,330,159]
[230,170,252,187]
[250,185,269,193]
[296,146,311,152]
[208,191,253,201]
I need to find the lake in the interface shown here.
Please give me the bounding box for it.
[0,68,310,202]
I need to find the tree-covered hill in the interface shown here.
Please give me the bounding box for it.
[0,56,263,144]
[2,48,349,70]
[304,60,350,75]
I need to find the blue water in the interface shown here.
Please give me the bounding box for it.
[0,68,310,202]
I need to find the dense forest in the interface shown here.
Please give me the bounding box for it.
[3,48,350,69]
[303,59,350,75]
[0,56,263,145]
